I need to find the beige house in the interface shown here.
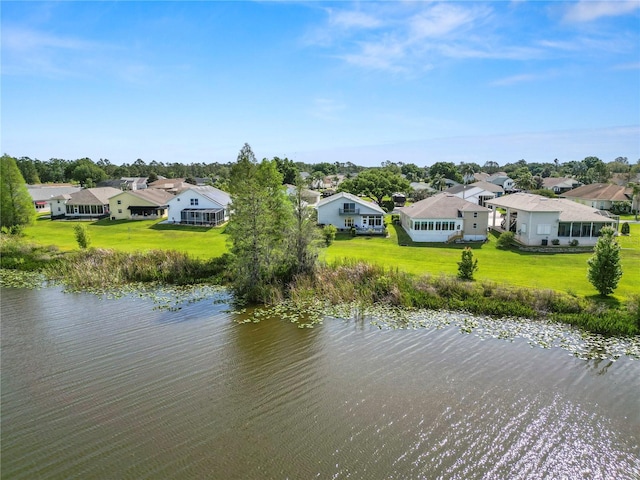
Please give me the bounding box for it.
[487,193,617,247]
[561,183,631,211]
[398,193,489,243]
[49,187,121,219]
[109,189,175,221]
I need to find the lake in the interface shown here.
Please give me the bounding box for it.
[1,285,639,479]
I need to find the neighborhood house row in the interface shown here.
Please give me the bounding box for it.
[29,180,625,247]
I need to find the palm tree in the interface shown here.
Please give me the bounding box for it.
[430,173,446,191]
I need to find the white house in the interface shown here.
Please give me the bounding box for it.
[316,192,386,233]
[28,184,82,213]
[167,186,231,226]
[486,193,617,247]
[445,181,504,207]
[285,184,322,207]
[49,187,121,219]
[398,193,489,243]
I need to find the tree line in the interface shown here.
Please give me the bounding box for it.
[7,153,639,191]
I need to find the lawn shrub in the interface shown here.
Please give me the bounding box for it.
[496,231,515,249]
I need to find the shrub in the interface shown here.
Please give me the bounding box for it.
[73,224,91,249]
[323,224,337,246]
[569,239,579,247]
[621,222,630,235]
[551,238,560,245]
[496,231,515,249]
[457,247,478,281]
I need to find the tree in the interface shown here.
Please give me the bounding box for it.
[430,173,446,191]
[322,224,337,246]
[428,162,462,183]
[286,175,319,275]
[1,154,36,233]
[483,160,500,174]
[226,144,294,303]
[338,168,410,207]
[587,226,622,296]
[68,158,107,186]
[274,156,299,185]
[16,157,41,184]
[457,247,478,280]
[513,167,536,191]
[74,224,91,249]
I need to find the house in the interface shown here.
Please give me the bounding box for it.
[472,172,515,191]
[167,185,231,226]
[284,184,322,207]
[561,183,632,211]
[108,189,175,221]
[98,177,149,191]
[397,193,489,243]
[486,193,617,247]
[49,187,121,219]
[27,184,82,213]
[445,181,504,207]
[148,178,191,193]
[541,177,580,194]
[316,192,386,233]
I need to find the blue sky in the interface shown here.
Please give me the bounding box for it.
[2,1,639,167]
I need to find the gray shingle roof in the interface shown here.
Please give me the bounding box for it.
[399,193,488,219]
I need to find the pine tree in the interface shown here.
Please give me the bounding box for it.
[1,155,36,233]
[587,226,622,296]
[226,144,294,303]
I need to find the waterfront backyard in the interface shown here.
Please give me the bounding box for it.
[20,217,640,301]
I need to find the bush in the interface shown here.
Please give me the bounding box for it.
[457,247,478,281]
[73,224,91,249]
[551,238,560,245]
[569,239,579,247]
[496,231,515,249]
[323,224,337,246]
[621,222,630,235]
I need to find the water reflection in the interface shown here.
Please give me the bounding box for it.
[1,287,639,479]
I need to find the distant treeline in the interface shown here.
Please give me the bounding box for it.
[7,153,639,189]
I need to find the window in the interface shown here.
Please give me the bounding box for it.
[117,200,122,205]
[536,224,551,235]
[118,209,122,213]
[428,222,434,231]
[190,198,199,206]
[343,202,356,213]
[473,223,477,229]
[435,222,441,231]
[344,217,354,227]
[450,222,456,231]
[473,212,478,218]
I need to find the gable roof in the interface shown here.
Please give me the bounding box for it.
[561,183,630,202]
[541,177,579,189]
[175,185,231,207]
[28,185,82,202]
[486,193,615,223]
[66,187,122,205]
[446,181,504,195]
[399,193,487,219]
[113,188,175,205]
[316,191,385,213]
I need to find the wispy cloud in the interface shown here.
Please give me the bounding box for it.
[564,1,640,23]
[490,73,539,87]
[310,97,346,121]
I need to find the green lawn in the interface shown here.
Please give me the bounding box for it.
[23,218,229,259]
[321,223,640,301]
[22,217,639,301]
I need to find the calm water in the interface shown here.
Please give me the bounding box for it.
[1,286,639,479]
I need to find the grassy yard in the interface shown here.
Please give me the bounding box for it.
[321,223,640,301]
[23,217,229,259]
[21,217,639,301]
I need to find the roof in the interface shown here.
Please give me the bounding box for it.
[113,188,175,205]
[66,187,122,205]
[316,191,385,213]
[445,181,503,195]
[541,177,579,189]
[27,185,82,202]
[176,185,231,206]
[398,193,488,219]
[561,183,630,202]
[486,193,616,223]
[148,178,187,190]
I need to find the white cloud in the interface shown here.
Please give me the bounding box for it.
[329,9,383,30]
[490,73,539,87]
[409,3,482,40]
[564,1,640,23]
